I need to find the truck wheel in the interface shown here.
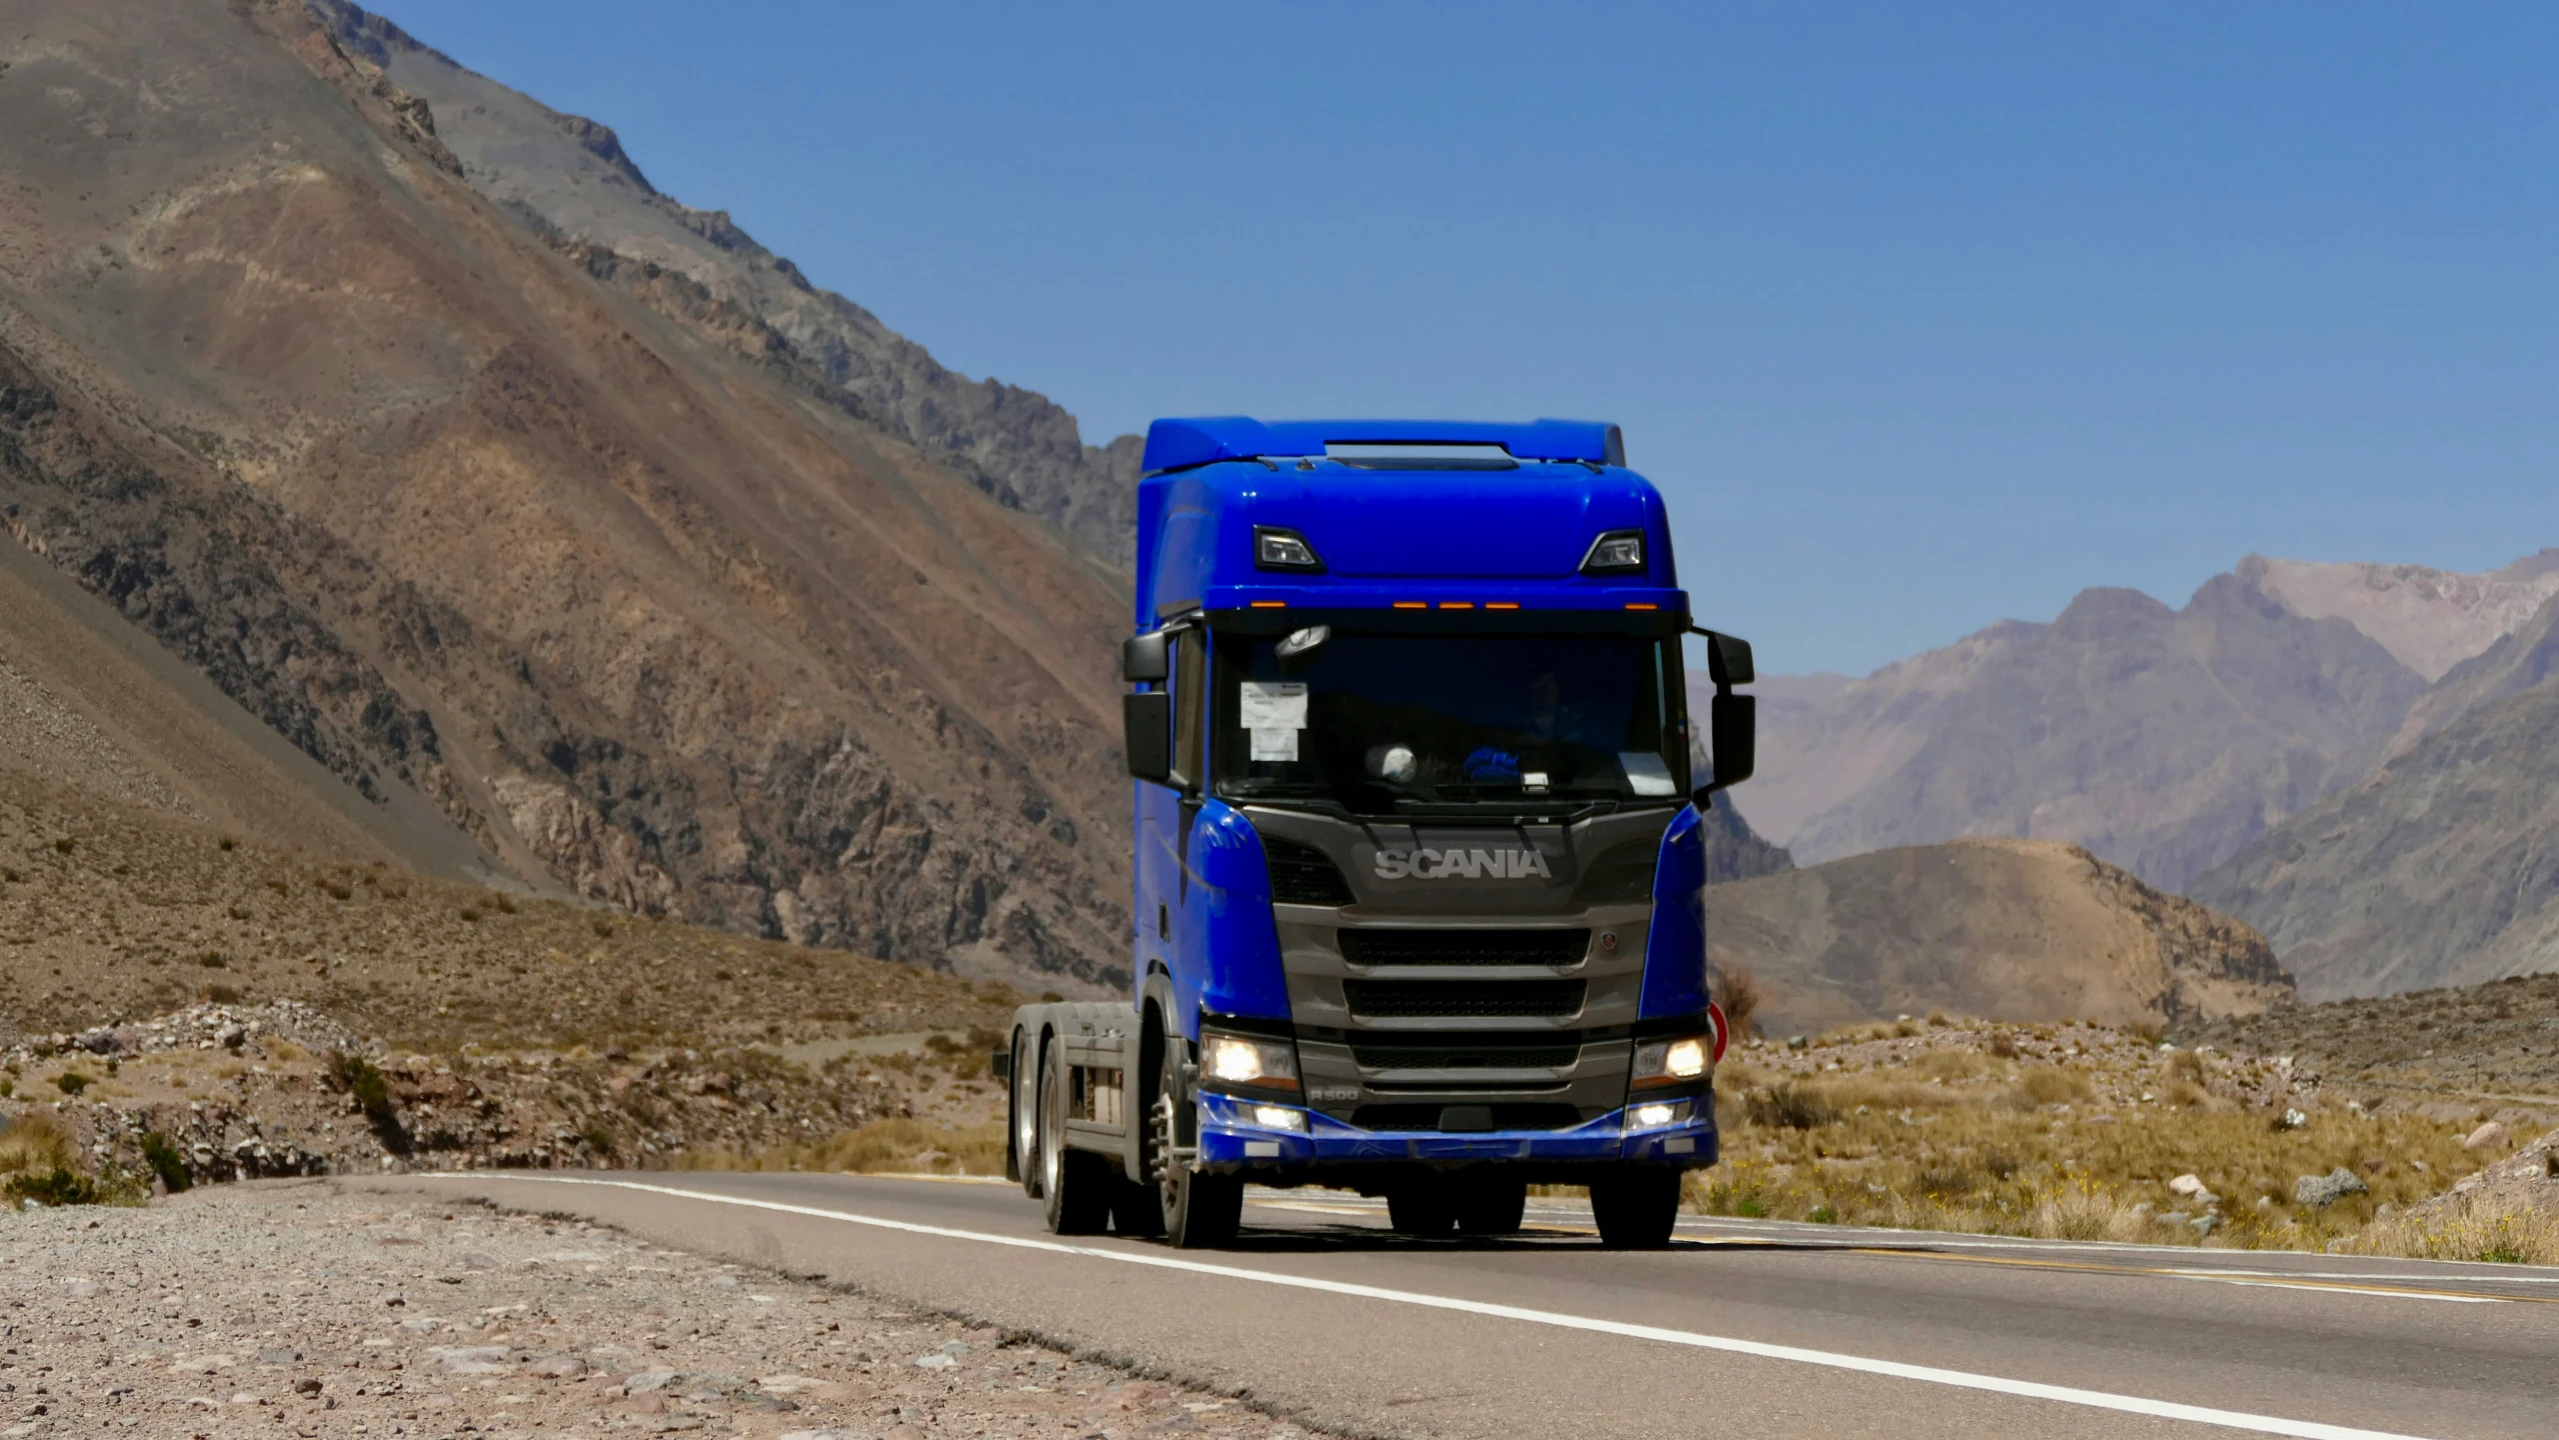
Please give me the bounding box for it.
[1153,1043,1241,1249]
[1387,1183,1456,1237]
[1590,1169,1682,1249]
[1110,1176,1165,1238]
[1455,1178,1528,1237]
[1012,1029,1043,1200]
[1041,1042,1111,1235]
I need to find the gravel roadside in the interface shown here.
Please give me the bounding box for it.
[2,1181,1317,1439]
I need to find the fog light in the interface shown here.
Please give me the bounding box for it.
[1251,1105,1308,1132]
[1631,1101,1685,1129]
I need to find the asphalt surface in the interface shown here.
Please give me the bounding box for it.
[360,1171,2559,1439]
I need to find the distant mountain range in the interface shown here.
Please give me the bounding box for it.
[1726,551,2559,1000]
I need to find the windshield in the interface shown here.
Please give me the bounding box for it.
[1210,630,1684,813]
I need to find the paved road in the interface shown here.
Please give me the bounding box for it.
[360,1171,2558,1439]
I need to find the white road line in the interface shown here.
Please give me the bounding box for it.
[2207,1279,2503,1305]
[416,1173,2434,1440]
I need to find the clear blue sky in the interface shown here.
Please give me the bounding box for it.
[385,1,2558,678]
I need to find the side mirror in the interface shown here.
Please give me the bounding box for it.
[1123,631,1170,684]
[1696,691,1755,796]
[1124,692,1173,782]
[1701,631,1754,687]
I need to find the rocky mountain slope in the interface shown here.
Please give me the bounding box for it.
[2247,550,2559,683]
[306,0,1144,569]
[2188,676,2559,1001]
[1707,838,2294,1036]
[1734,573,2428,891]
[0,0,1132,989]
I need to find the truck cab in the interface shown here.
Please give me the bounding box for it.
[1003,417,1755,1248]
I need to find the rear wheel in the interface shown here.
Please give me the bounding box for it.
[1154,1039,1242,1248]
[1455,1178,1528,1237]
[1590,1169,1682,1249]
[1011,1029,1043,1199]
[1040,1042,1111,1234]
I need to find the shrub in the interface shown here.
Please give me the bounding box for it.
[202,985,242,1005]
[1743,1082,1840,1130]
[2008,1064,2093,1108]
[52,837,74,854]
[139,1132,191,1193]
[1711,966,1766,1037]
[199,953,227,969]
[55,1072,91,1096]
[3,1167,98,1207]
[1987,1031,2019,1059]
[327,1051,397,1124]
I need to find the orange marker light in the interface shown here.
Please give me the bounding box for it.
[1486,602,1520,610]
[1438,601,1474,610]
[1249,601,1287,608]
[1392,601,1428,610]
[1624,603,1659,611]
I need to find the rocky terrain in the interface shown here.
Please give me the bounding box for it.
[1706,837,2295,1036]
[1,0,1135,991]
[1704,1013,2544,1254]
[2186,972,2559,1097]
[2,1183,1305,1438]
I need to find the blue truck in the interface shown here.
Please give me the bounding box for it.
[998,417,1756,1249]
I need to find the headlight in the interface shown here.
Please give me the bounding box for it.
[1632,1034,1714,1089]
[1630,1099,1690,1129]
[1254,527,1324,571]
[1201,1032,1299,1092]
[1580,529,1645,574]
[1250,1104,1308,1132]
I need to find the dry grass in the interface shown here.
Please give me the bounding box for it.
[2352,1194,2559,1265]
[674,1118,1007,1178]
[0,1110,74,1173]
[1697,1021,2510,1250]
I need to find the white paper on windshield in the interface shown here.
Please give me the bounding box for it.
[1237,681,1308,731]
[1250,727,1301,762]
[1619,752,1678,797]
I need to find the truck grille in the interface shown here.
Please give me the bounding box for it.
[1351,1035,1583,1070]
[1350,1102,1584,1132]
[1337,928,1589,968]
[1264,838,1357,907]
[1342,979,1586,1019]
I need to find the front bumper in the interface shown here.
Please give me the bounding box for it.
[1195,1089,1717,1170]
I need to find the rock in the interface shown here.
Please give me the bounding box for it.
[459,1250,501,1270]
[914,1353,957,1370]
[2275,1109,2308,1130]
[2294,1167,2368,1208]
[293,1378,323,1396]
[431,1346,512,1375]
[2463,1121,2508,1151]
[777,1432,865,1440]
[526,1354,586,1378]
[2167,1174,2208,1198]
[65,1279,100,1299]
[1785,1035,1808,1051]
[624,1369,680,1394]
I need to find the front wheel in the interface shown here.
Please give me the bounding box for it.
[1456,1178,1528,1237]
[1590,1169,1682,1249]
[1154,1040,1242,1249]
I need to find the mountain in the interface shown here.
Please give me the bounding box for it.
[1,0,1131,989]
[2188,677,2559,1001]
[306,0,1143,570]
[2245,551,2559,684]
[1731,572,2428,891]
[2384,590,2559,759]
[1698,796,1792,884]
[1707,838,2294,1036]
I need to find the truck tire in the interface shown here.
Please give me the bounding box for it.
[1387,1184,1456,1237]
[1110,1177,1165,1238]
[1153,1042,1242,1249]
[1590,1169,1682,1249]
[1455,1178,1528,1237]
[1041,1042,1111,1235]
[1011,1029,1043,1199]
